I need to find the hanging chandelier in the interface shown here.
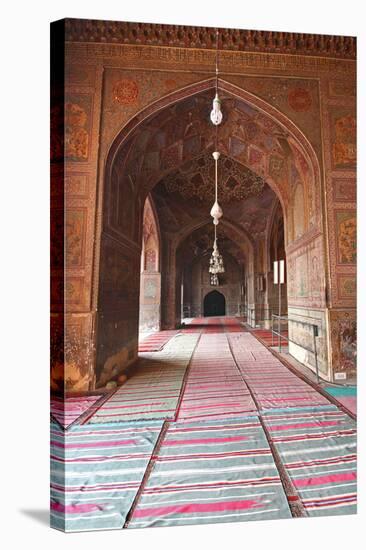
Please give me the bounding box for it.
[210,273,219,286]
[209,224,225,277]
[208,29,225,284]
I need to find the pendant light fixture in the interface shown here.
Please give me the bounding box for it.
[208,28,225,283]
[210,150,223,225]
[209,223,225,279]
[210,30,223,126]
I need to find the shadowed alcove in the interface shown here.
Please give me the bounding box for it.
[204,291,226,317]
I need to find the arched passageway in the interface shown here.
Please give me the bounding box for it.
[177,221,250,320]
[93,79,327,387]
[203,291,226,317]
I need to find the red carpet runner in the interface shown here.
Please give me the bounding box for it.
[228,333,331,411]
[138,330,179,352]
[177,333,256,421]
[252,328,288,347]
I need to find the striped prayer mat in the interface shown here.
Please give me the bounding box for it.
[182,317,246,335]
[127,417,292,528]
[202,317,226,334]
[229,333,331,412]
[252,329,288,347]
[51,394,105,429]
[139,330,179,352]
[50,419,164,532]
[87,334,199,424]
[221,317,247,332]
[323,386,357,416]
[263,408,357,516]
[177,334,257,421]
[182,322,206,333]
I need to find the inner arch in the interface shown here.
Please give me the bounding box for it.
[95,78,320,386]
[204,291,226,317]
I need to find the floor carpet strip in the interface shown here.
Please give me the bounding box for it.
[322,386,357,416]
[177,333,257,421]
[182,316,245,335]
[127,417,292,528]
[51,395,106,429]
[87,334,199,424]
[50,316,357,530]
[220,317,247,332]
[181,317,208,333]
[138,330,179,352]
[262,409,357,516]
[50,420,164,532]
[229,333,331,412]
[252,329,289,347]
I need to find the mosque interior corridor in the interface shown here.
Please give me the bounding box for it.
[50,19,357,533]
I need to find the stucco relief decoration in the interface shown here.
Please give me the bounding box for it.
[293,184,306,238]
[164,151,266,202]
[248,147,265,171]
[332,114,356,169]
[65,278,84,304]
[332,316,357,373]
[161,144,181,171]
[65,173,89,197]
[295,254,308,297]
[333,179,356,202]
[310,256,321,298]
[288,87,312,112]
[291,144,310,177]
[145,249,156,272]
[66,209,86,267]
[338,276,356,299]
[66,64,96,87]
[113,79,139,105]
[65,97,91,161]
[164,79,178,91]
[328,80,356,98]
[144,279,157,299]
[269,155,285,180]
[336,211,356,264]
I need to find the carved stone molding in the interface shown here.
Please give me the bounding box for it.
[65,19,356,59]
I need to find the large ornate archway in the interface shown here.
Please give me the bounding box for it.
[91,78,328,387]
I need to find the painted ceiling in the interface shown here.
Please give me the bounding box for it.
[127,88,288,245]
[177,222,247,267]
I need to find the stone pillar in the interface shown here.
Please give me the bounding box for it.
[161,237,178,329]
[139,272,161,331]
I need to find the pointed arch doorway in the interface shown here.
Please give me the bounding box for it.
[204,291,226,317]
